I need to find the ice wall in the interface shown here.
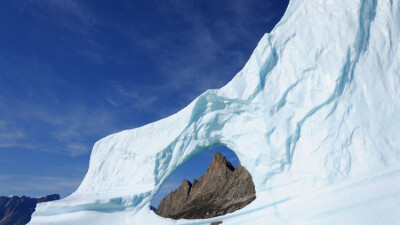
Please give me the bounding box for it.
[30,0,400,224]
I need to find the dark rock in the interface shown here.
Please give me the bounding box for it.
[36,194,60,203]
[211,221,223,225]
[0,194,60,225]
[156,153,256,219]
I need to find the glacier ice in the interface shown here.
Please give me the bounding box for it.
[30,0,400,224]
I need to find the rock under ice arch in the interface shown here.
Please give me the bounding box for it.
[30,0,400,224]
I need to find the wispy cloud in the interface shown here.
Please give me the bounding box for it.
[0,53,130,156]
[0,100,118,156]
[114,0,287,108]
[105,82,158,109]
[26,0,97,26]
[13,0,107,64]
[0,0,288,157]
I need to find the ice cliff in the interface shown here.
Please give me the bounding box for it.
[30,0,400,224]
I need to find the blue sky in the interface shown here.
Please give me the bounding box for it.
[0,0,288,201]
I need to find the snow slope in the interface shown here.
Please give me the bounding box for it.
[30,0,400,224]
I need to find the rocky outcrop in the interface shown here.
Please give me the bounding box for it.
[156,153,256,219]
[210,222,223,225]
[0,194,60,225]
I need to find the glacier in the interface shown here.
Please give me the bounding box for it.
[30,0,400,224]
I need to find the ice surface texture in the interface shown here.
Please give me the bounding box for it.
[30,0,400,224]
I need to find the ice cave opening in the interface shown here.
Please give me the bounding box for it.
[150,145,256,220]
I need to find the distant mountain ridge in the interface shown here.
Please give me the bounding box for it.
[0,194,60,225]
[156,153,256,219]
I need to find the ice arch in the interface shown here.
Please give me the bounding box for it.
[30,36,288,220]
[77,87,274,209]
[31,0,400,224]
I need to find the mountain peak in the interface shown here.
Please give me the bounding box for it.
[210,152,235,172]
[0,194,60,225]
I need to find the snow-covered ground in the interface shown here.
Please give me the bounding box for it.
[30,0,400,224]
